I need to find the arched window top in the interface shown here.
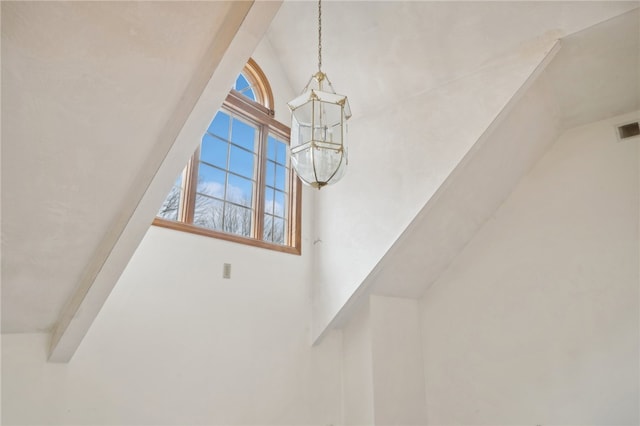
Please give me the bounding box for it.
[232,58,274,112]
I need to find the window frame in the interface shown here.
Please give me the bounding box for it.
[153,61,302,255]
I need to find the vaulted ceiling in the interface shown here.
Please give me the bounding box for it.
[2,1,251,334]
[2,1,638,360]
[267,1,637,120]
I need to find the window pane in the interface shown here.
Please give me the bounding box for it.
[229,145,255,179]
[227,174,253,208]
[263,213,274,242]
[264,187,275,215]
[243,88,256,102]
[268,135,288,166]
[276,140,287,166]
[265,160,275,188]
[224,203,251,237]
[207,111,230,139]
[194,194,223,231]
[274,190,286,218]
[267,136,277,161]
[157,173,183,221]
[201,134,228,169]
[197,163,226,199]
[235,74,256,102]
[235,74,250,92]
[157,186,181,221]
[275,165,287,191]
[231,118,256,151]
[273,217,285,244]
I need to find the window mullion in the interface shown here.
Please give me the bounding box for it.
[180,148,200,224]
[253,124,268,240]
[288,147,301,249]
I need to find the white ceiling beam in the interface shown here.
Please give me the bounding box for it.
[48,0,283,363]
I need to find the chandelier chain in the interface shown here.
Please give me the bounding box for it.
[318,0,322,72]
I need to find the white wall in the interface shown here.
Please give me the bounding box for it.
[2,38,342,426]
[421,112,639,425]
[2,226,342,425]
[342,300,374,425]
[370,296,427,425]
[342,295,429,425]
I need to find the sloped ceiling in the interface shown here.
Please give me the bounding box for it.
[267,1,637,120]
[545,8,640,128]
[1,1,264,334]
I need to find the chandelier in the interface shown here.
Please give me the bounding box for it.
[288,0,352,189]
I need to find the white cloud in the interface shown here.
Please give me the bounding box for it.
[198,181,251,206]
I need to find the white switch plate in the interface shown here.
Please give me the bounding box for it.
[223,263,231,279]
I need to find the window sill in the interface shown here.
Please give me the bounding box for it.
[152,217,301,256]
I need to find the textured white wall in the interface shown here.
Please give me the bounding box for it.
[2,224,343,425]
[342,301,375,425]
[341,295,429,425]
[370,296,428,425]
[421,112,640,425]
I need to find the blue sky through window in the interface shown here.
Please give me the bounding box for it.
[208,111,230,138]
[197,163,225,198]
[201,134,227,169]
[195,112,258,223]
[235,73,256,102]
[231,118,256,151]
[264,135,289,221]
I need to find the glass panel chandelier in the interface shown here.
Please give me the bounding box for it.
[288,0,352,189]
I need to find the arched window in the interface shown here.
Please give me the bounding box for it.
[154,59,301,254]
[233,58,274,111]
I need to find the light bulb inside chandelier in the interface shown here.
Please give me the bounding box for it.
[288,0,351,189]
